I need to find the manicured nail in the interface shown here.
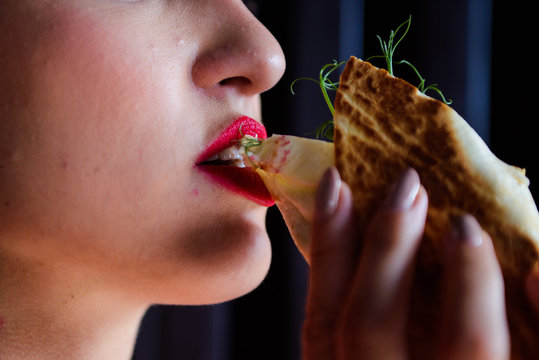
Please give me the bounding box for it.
[316,167,341,217]
[450,215,483,247]
[384,168,420,210]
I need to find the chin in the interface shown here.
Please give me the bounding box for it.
[146,205,273,306]
[206,214,273,304]
[217,228,273,303]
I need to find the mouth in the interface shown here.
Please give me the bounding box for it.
[196,116,275,207]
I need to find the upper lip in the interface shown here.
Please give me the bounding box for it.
[195,116,267,165]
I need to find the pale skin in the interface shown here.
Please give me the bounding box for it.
[0,1,538,360]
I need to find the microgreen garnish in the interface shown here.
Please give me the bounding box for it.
[239,135,263,150]
[291,16,452,142]
[290,60,345,141]
[290,60,346,117]
[396,60,452,104]
[237,124,263,168]
[367,15,452,104]
[312,121,335,141]
[367,15,412,76]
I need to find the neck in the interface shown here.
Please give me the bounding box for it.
[0,252,148,360]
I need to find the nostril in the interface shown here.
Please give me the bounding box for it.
[218,76,252,88]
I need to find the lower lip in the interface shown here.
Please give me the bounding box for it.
[198,165,275,207]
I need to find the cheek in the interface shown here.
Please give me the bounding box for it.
[33,7,184,144]
[1,6,198,236]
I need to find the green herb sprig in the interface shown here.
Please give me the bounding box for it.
[367,15,412,76]
[396,60,452,104]
[237,124,263,168]
[290,60,346,141]
[290,16,452,142]
[367,15,452,104]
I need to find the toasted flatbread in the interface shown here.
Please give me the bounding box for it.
[334,56,539,359]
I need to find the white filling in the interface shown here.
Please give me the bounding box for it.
[207,145,246,167]
[218,146,243,161]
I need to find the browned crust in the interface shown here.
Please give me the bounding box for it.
[334,56,539,359]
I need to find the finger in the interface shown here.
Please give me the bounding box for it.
[303,167,358,360]
[439,215,509,360]
[525,265,539,316]
[340,168,428,358]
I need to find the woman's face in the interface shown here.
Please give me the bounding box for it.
[0,0,285,304]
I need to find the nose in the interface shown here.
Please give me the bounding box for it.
[191,2,286,97]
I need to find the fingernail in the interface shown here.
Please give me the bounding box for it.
[384,168,420,210]
[450,215,483,247]
[316,167,341,217]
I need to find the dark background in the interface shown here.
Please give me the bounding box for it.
[132,0,538,359]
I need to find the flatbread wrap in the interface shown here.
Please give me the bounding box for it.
[243,56,539,359]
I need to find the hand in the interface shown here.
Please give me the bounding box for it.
[526,266,539,316]
[303,167,510,360]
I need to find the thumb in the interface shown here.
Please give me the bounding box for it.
[526,266,539,316]
[304,167,357,360]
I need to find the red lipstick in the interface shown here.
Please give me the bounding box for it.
[196,116,274,207]
[196,116,267,163]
